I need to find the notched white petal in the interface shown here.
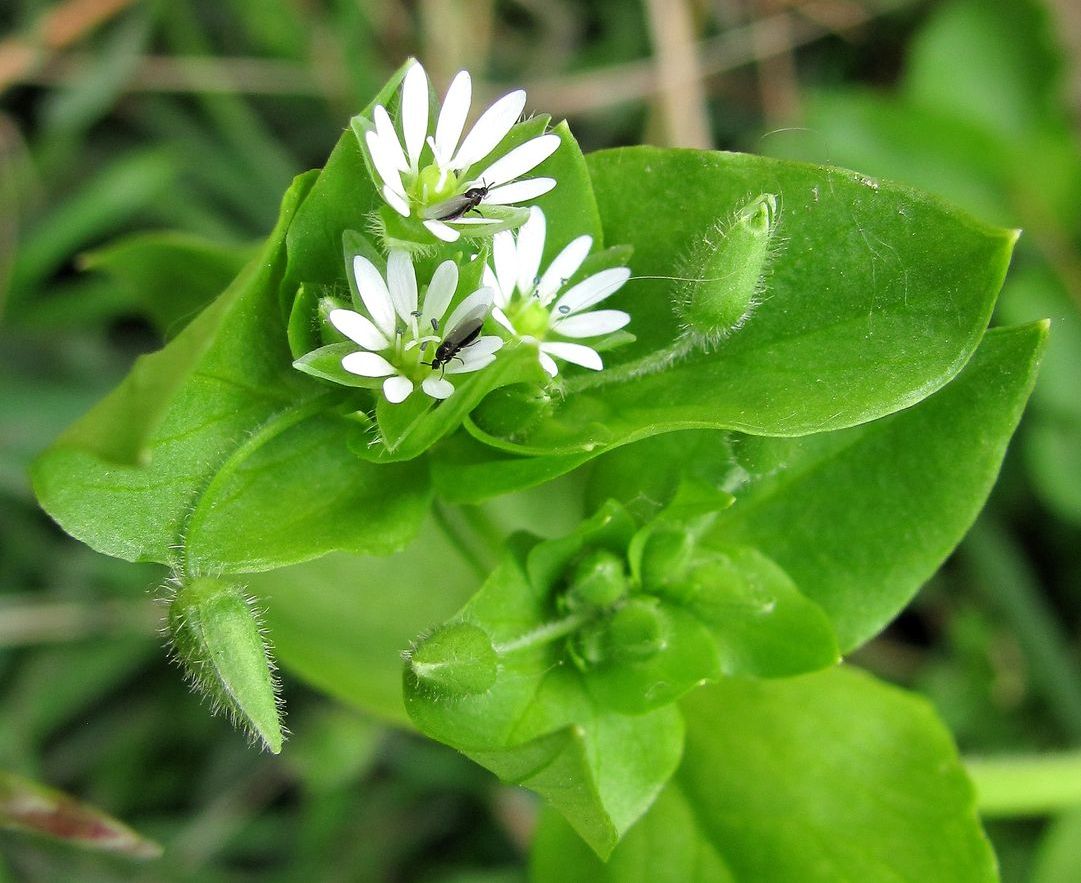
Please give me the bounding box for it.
[551,309,631,338]
[484,178,556,206]
[383,374,414,403]
[444,286,495,332]
[478,135,560,187]
[383,185,410,217]
[342,351,397,377]
[434,70,471,165]
[537,234,592,302]
[422,375,455,399]
[452,89,527,170]
[329,309,390,350]
[492,229,517,304]
[387,250,418,321]
[401,63,429,167]
[372,106,409,171]
[423,219,460,242]
[553,267,631,317]
[515,206,546,295]
[353,255,397,336]
[366,130,405,195]
[423,260,459,326]
[537,348,560,377]
[541,341,604,370]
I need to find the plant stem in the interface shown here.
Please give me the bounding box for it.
[492,611,592,655]
[966,751,1081,817]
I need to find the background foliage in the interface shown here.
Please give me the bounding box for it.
[1,0,1080,879]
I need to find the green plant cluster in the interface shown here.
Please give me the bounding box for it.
[22,44,1050,882]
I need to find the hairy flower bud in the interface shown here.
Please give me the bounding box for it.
[567,549,628,609]
[405,623,498,697]
[676,193,779,343]
[167,578,284,753]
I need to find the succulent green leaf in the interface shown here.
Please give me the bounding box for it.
[466,148,1015,459]
[531,667,996,883]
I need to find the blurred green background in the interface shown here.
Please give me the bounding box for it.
[1,0,1080,879]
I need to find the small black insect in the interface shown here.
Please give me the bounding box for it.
[423,182,491,222]
[424,301,491,374]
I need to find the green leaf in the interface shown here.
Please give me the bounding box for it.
[81,231,254,338]
[585,323,1045,653]
[468,148,1016,457]
[712,322,1046,651]
[532,667,996,883]
[255,517,484,727]
[531,789,735,883]
[32,173,431,573]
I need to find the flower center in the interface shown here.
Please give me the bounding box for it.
[510,299,551,339]
[412,163,460,206]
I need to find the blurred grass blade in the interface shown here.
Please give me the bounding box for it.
[9,149,176,305]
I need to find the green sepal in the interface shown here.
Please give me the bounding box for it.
[167,577,284,754]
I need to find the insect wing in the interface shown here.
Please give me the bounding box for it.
[422,194,474,221]
[442,302,490,350]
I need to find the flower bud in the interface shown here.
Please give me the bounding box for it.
[567,549,628,609]
[639,527,696,589]
[604,599,667,662]
[676,193,779,343]
[167,578,283,754]
[405,623,498,697]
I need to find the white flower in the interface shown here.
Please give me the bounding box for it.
[329,250,502,404]
[362,61,560,243]
[483,207,631,377]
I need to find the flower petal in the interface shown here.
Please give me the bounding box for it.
[366,129,407,196]
[387,250,418,322]
[492,229,517,305]
[537,349,560,377]
[372,106,409,172]
[477,135,560,187]
[537,234,592,304]
[462,334,503,360]
[551,309,631,338]
[422,375,455,399]
[451,89,527,170]
[541,341,603,370]
[445,354,496,375]
[329,309,389,350]
[552,267,631,317]
[423,219,460,242]
[383,185,410,217]
[422,260,458,327]
[434,70,471,166]
[515,206,546,295]
[401,63,429,167]
[484,178,556,206]
[342,351,397,377]
[383,374,414,403]
[444,286,495,333]
[353,255,397,337]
